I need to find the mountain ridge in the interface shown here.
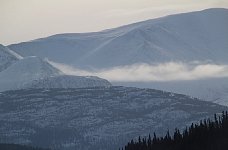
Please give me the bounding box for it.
[8,8,228,69]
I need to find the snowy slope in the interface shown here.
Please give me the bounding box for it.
[0,44,22,72]
[0,56,111,91]
[27,75,111,88]
[9,8,228,69]
[0,87,227,150]
[0,56,61,91]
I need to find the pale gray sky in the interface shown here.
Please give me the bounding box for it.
[1,0,228,45]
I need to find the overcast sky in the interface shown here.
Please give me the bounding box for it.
[1,0,228,45]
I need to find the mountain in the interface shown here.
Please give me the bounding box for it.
[0,44,22,72]
[114,77,228,106]
[0,87,227,150]
[0,56,111,91]
[8,8,228,69]
[7,8,228,106]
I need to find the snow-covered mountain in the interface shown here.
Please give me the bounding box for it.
[0,44,22,72]
[7,8,228,106]
[9,8,228,69]
[0,56,61,91]
[0,55,111,91]
[0,87,227,150]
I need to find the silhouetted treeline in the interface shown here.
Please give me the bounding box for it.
[123,111,228,150]
[0,143,50,150]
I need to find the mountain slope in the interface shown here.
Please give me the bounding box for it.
[0,87,227,150]
[114,77,228,106]
[0,56,111,91]
[27,75,111,88]
[0,56,61,91]
[0,44,22,72]
[9,8,228,69]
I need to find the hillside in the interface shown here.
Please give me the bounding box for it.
[0,87,227,150]
[0,144,49,150]
[115,77,228,106]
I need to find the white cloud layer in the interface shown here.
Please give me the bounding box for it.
[48,61,228,82]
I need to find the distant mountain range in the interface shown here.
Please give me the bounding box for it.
[6,8,228,106]
[8,8,228,69]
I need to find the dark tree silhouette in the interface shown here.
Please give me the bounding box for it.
[123,111,228,150]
